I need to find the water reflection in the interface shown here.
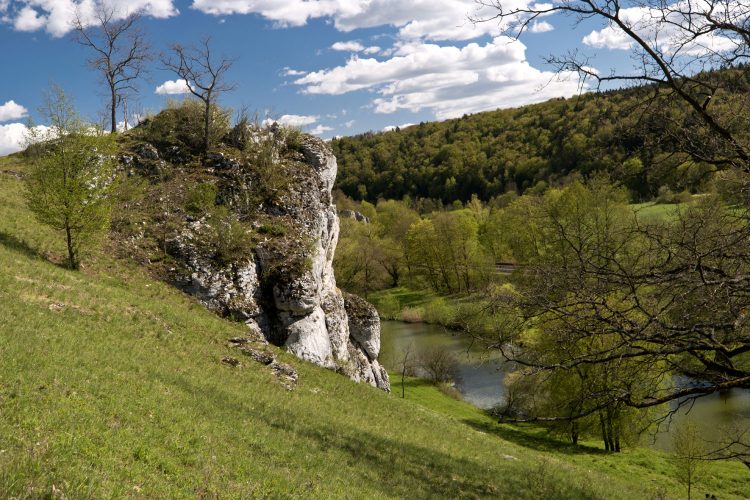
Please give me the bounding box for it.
[379,320,507,409]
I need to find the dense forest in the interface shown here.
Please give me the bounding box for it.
[332,67,750,204]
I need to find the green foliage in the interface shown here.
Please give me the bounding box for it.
[421,297,455,325]
[198,206,253,265]
[257,223,287,236]
[371,293,401,320]
[244,131,289,205]
[404,210,491,294]
[24,87,117,269]
[184,182,218,215]
[671,420,707,499]
[278,125,303,154]
[332,68,750,203]
[137,99,231,154]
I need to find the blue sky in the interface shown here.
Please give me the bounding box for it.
[0,0,679,154]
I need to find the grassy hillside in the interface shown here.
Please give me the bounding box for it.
[1,155,748,498]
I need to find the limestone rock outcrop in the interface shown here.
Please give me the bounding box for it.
[166,135,390,391]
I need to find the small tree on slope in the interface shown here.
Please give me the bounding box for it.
[24,86,117,270]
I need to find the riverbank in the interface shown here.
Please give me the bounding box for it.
[369,286,492,333]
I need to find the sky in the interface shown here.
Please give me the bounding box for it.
[0,0,724,155]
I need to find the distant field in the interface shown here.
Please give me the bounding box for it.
[1,161,748,498]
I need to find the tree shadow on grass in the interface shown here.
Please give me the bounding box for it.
[462,418,609,457]
[0,231,43,259]
[0,230,68,268]
[144,368,613,499]
[399,376,607,457]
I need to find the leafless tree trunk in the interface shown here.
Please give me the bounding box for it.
[72,7,151,134]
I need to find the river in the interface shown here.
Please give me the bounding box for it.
[380,320,750,449]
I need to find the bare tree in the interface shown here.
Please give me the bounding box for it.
[418,346,459,384]
[72,7,151,134]
[398,342,415,398]
[162,37,236,152]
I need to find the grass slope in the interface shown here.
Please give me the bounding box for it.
[1,156,747,498]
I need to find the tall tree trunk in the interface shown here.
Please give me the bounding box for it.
[599,411,610,451]
[110,84,117,134]
[65,223,77,270]
[203,98,211,152]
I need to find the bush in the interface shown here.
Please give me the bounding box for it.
[656,186,692,204]
[138,99,231,154]
[418,346,459,383]
[373,294,401,320]
[258,223,286,236]
[422,297,455,325]
[185,183,218,216]
[245,133,289,205]
[198,206,253,265]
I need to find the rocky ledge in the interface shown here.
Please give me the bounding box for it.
[146,133,390,391]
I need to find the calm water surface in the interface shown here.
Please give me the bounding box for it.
[380,320,750,448]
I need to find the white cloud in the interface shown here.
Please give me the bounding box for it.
[264,114,318,128]
[155,79,192,95]
[332,41,382,55]
[344,120,355,128]
[0,100,28,122]
[582,26,632,50]
[529,21,553,33]
[582,1,743,56]
[332,41,365,52]
[294,36,583,119]
[382,122,414,132]
[0,122,51,156]
[190,0,519,41]
[4,0,179,37]
[282,67,306,76]
[310,124,333,135]
[14,5,45,31]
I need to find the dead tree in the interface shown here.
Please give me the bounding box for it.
[72,7,151,134]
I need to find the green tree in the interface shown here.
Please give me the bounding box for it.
[24,86,117,270]
[671,421,707,500]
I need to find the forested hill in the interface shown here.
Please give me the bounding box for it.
[332,67,750,204]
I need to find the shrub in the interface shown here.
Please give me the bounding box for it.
[422,297,455,325]
[198,206,253,265]
[257,223,287,236]
[374,294,401,320]
[185,183,218,216]
[417,346,459,383]
[245,133,289,205]
[138,99,231,154]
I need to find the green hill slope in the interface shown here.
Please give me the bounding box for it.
[332,68,750,204]
[1,156,747,498]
